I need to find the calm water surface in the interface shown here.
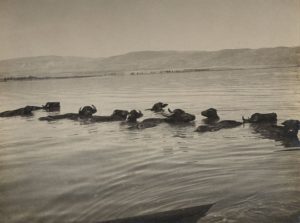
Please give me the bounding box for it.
[0,68,300,223]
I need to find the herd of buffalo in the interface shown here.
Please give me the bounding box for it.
[1,102,297,222]
[0,102,299,147]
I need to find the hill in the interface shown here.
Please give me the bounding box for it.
[99,47,299,71]
[0,46,299,78]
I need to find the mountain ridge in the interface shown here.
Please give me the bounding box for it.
[0,46,299,78]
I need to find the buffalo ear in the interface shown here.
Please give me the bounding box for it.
[281,120,298,127]
[92,105,97,112]
[281,120,294,126]
[168,108,173,113]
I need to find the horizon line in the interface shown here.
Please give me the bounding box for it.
[1,45,299,62]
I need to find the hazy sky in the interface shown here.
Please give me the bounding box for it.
[0,0,299,60]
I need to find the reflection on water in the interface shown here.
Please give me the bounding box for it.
[0,67,300,223]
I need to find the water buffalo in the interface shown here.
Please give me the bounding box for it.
[249,119,300,147]
[39,105,97,121]
[24,102,61,112]
[126,110,167,129]
[251,119,299,138]
[146,102,168,112]
[201,108,220,124]
[126,110,144,123]
[39,113,78,121]
[42,102,60,111]
[163,108,196,123]
[242,112,277,123]
[196,108,242,132]
[0,102,61,117]
[91,110,129,122]
[135,118,166,129]
[196,120,242,132]
[78,105,97,116]
[0,106,34,117]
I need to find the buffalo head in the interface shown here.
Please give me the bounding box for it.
[201,108,219,119]
[165,108,195,123]
[43,102,60,111]
[112,110,129,120]
[127,110,143,122]
[148,102,168,112]
[79,105,97,117]
[281,120,300,137]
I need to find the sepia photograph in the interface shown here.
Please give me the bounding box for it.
[0,0,299,222]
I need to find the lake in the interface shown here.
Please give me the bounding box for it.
[0,67,299,223]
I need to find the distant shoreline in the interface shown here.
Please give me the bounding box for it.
[0,65,298,82]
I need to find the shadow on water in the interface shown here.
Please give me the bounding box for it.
[279,137,300,148]
[255,134,300,149]
[248,123,300,148]
[97,203,214,223]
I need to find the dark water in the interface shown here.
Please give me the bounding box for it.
[0,67,300,223]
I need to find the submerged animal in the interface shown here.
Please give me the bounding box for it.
[251,119,299,139]
[125,110,166,129]
[26,102,61,112]
[78,105,97,116]
[201,108,220,124]
[249,119,300,148]
[196,120,242,132]
[42,102,60,111]
[0,102,61,118]
[134,118,166,129]
[146,102,168,112]
[163,108,196,123]
[98,203,214,223]
[126,110,144,123]
[91,110,129,122]
[242,112,277,123]
[196,108,242,132]
[39,105,97,121]
[0,106,34,117]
